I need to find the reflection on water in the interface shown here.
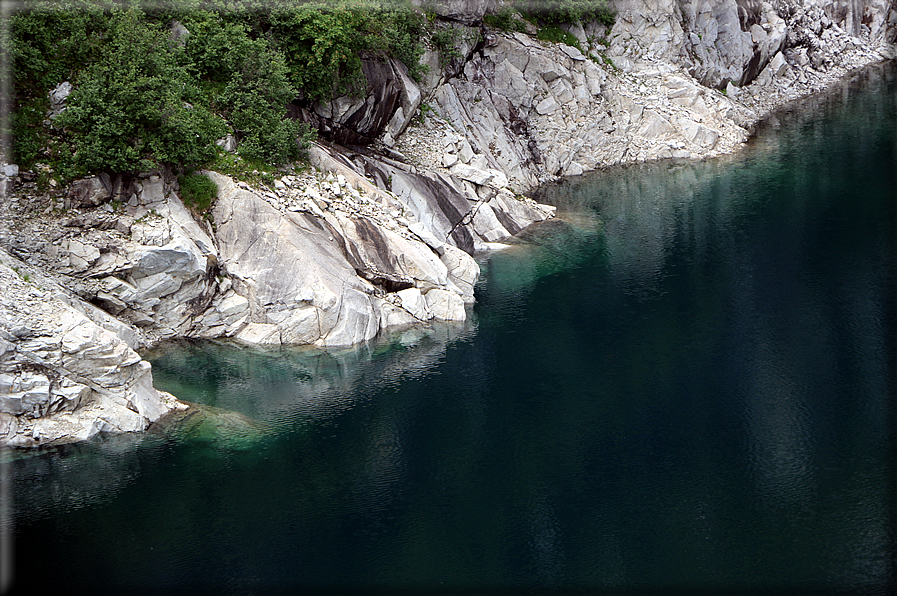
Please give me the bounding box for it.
[147,320,476,425]
[11,321,476,523]
[7,62,896,594]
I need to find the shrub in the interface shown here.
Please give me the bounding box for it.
[215,36,303,163]
[513,0,616,26]
[483,8,526,32]
[537,25,583,50]
[10,1,433,176]
[270,1,429,100]
[431,27,463,67]
[10,3,108,168]
[55,9,226,174]
[368,5,429,81]
[269,4,370,101]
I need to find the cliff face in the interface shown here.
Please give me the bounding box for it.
[1,0,894,447]
[389,0,895,186]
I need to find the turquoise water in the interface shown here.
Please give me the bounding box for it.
[6,62,896,594]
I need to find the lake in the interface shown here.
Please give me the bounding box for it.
[5,61,896,595]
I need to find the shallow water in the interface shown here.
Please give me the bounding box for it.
[6,62,896,594]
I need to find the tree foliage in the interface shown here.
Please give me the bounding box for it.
[513,0,616,26]
[9,0,614,177]
[55,10,225,174]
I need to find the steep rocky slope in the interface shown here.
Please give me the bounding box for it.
[1,0,894,447]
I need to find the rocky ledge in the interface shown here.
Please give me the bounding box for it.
[1,0,895,447]
[0,142,554,446]
[0,249,186,448]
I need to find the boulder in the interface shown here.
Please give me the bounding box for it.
[334,213,450,293]
[66,173,137,208]
[47,81,72,119]
[0,249,181,447]
[424,288,466,321]
[210,172,381,347]
[395,287,432,321]
[235,323,282,346]
[450,163,496,186]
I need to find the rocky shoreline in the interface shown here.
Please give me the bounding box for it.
[1,0,895,447]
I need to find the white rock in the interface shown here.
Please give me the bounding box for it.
[565,162,585,176]
[450,163,495,186]
[408,222,446,255]
[560,44,587,61]
[217,294,249,323]
[262,304,318,344]
[535,95,560,115]
[395,287,432,321]
[458,139,475,164]
[443,153,459,168]
[469,154,489,170]
[62,239,101,264]
[235,323,282,345]
[424,288,466,321]
[439,245,479,304]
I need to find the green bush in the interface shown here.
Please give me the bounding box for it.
[483,8,526,32]
[215,35,302,163]
[367,5,429,81]
[9,1,438,176]
[269,4,370,101]
[55,10,226,174]
[431,27,463,67]
[10,3,108,168]
[537,25,583,50]
[514,0,616,26]
[269,1,428,101]
[178,171,218,213]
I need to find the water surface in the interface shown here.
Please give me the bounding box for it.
[6,62,896,594]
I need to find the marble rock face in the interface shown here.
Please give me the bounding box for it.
[207,172,482,348]
[0,251,180,448]
[298,57,422,146]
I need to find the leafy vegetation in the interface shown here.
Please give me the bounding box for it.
[55,10,226,176]
[10,0,431,178]
[178,171,218,213]
[512,0,616,26]
[483,8,526,33]
[430,26,481,68]
[9,0,616,181]
[537,25,583,51]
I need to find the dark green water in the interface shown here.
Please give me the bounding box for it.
[6,63,897,595]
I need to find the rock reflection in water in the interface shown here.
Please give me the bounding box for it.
[10,320,475,525]
[146,319,476,429]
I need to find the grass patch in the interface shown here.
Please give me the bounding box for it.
[537,25,583,51]
[178,172,218,213]
[483,8,527,32]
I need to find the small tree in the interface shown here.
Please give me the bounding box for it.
[57,9,225,174]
